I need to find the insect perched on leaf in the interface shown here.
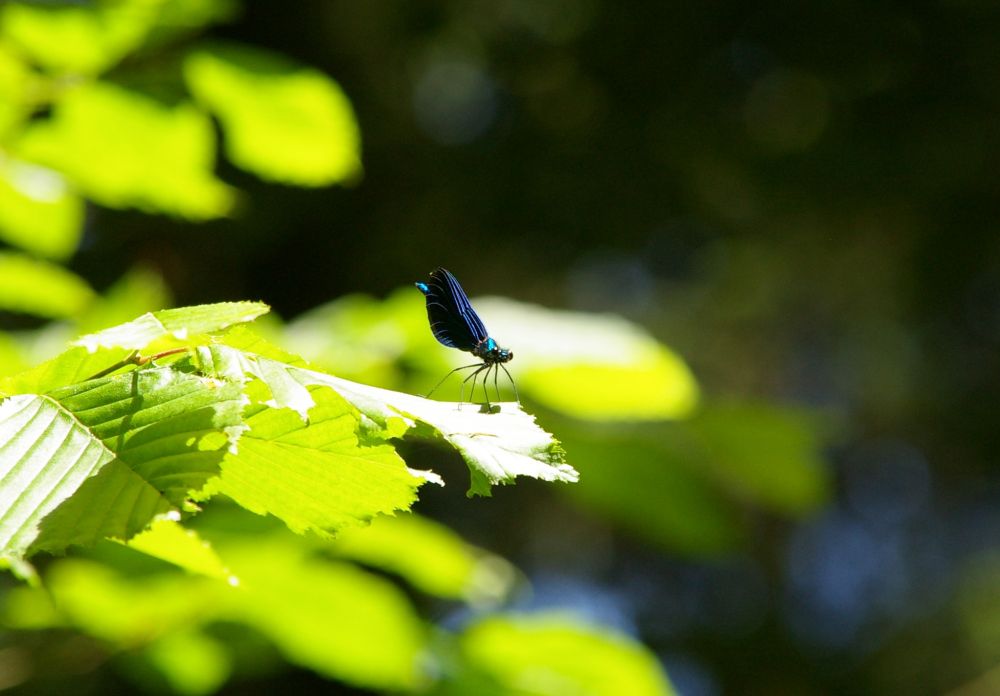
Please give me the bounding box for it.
[415,267,518,409]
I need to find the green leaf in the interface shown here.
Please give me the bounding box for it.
[124,517,235,583]
[31,458,173,556]
[685,401,831,515]
[197,341,576,495]
[471,298,699,421]
[199,385,426,537]
[74,301,270,352]
[0,345,134,397]
[1,302,268,397]
[143,628,231,696]
[0,394,117,560]
[15,82,235,219]
[318,372,577,496]
[17,558,223,643]
[5,532,428,691]
[331,513,516,602]
[0,158,84,260]
[0,46,32,137]
[1,363,246,560]
[0,251,95,318]
[456,614,676,696]
[47,367,246,507]
[561,424,744,555]
[0,1,158,75]
[184,43,362,186]
[219,540,426,690]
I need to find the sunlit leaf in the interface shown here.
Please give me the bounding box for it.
[46,367,246,507]
[0,1,158,75]
[456,614,677,696]
[0,359,247,561]
[219,540,426,689]
[185,42,362,186]
[0,158,84,259]
[15,82,235,218]
[26,559,222,643]
[0,345,134,397]
[197,339,576,495]
[5,531,428,690]
[0,252,94,318]
[74,301,270,352]
[125,517,235,583]
[0,45,32,137]
[329,374,575,496]
[331,513,516,602]
[471,298,699,421]
[2,301,268,401]
[199,385,426,537]
[143,628,232,696]
[0,394,117,560]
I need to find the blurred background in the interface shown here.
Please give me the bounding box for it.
[2,1,1000,695]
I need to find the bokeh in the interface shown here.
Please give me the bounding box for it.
[2,1,1000,695]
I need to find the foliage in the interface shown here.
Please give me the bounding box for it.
[0,0,359,319]
[0,302,576,565]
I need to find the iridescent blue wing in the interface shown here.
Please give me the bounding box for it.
[415,268,489,351]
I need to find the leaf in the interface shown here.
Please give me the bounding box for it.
[684,401,831,515]
[14,82,235,219]
[196,341,576,496]
[47,368,246,507]
[0,394,117,560]
[124,517,235,583]
[0,345,134,397]
[1,362,247,560]
[5,532,428,691]
[142,628,231,696]
[18,558,223,643]
[74,301,270,352]
[0,251,95,318]
[0,157,84,260]
[560,424,745,556]
[470,298,699,421]
[0,45,31,137]
[31,458,173,556]
[1,302,269,397]
[199,385,425,537]
[331,513,516,602]
[184,42,362,186]
[0,1,158,75]
[317,372,577,496]
[218,540,426,690]
[558,403,830,554]
[455,614,677,696]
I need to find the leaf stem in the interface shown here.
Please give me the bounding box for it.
[86,347,190,380]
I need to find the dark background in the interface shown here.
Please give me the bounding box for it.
[72,2,1000,694]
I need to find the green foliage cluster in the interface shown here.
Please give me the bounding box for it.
[0,0,359,323]
[0,299,682,693]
